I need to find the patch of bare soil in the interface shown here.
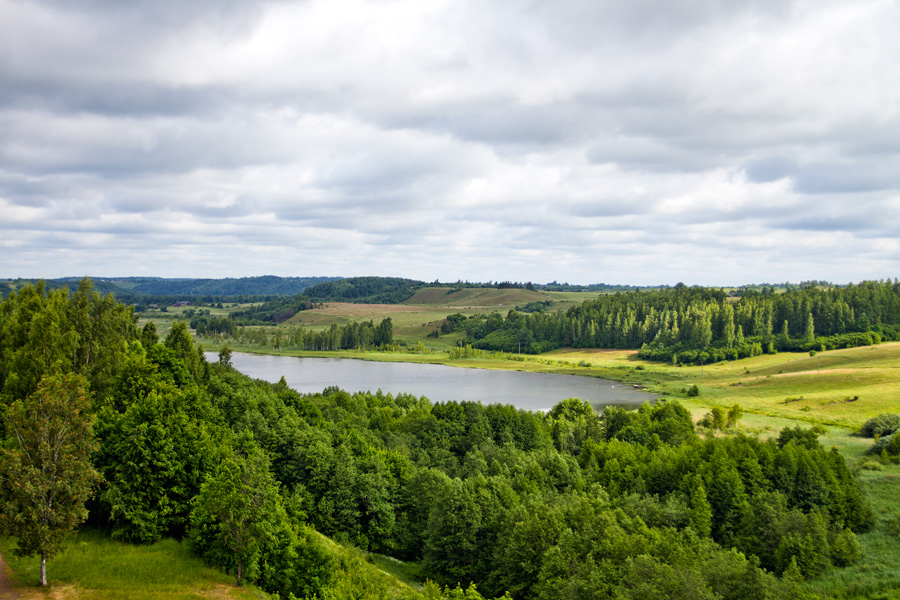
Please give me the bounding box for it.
[0,552,18,600]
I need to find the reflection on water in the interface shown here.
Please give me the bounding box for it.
[212,352,655,413]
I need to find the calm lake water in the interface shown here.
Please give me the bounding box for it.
[214,352,654,412]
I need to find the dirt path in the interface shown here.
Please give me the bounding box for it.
[0,552,19,600]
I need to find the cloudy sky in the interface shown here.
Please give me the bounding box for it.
[2,0,899,285]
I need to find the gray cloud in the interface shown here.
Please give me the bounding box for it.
[1,0,899,284]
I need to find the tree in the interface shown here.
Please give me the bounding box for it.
[375,317,393,346]
[218,344,233,368]
[803,313,815,345]
[726,404,744,428]
[0,374,100,586]
[190,442,283,586]
[141,321,159,348]
[687,475,712,537]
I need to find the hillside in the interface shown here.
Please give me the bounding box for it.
[404,286,549,307]
[0,529,425,600]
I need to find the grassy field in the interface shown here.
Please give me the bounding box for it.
[1,530,423,600]
[541,343,900,429]
[0,531,268,600]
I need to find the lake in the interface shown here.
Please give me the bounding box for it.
[214,352,654,412]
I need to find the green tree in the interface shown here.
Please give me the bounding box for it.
[189,443,282,586]
[803,313,815,345]
[165,321,206,382]
[726,404,743,428]
[687,474,712,537]
[218,343,233,368]
[375,317,394,346]
[98,389,218,543]
[141,321,159,348]
[721,304,735,348]
[0,374,100,586]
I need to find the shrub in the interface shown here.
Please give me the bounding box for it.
[860,414,900,438]
[865,433,897,456]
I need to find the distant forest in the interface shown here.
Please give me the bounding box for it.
[0,276,339,302]
[2,275,696,304]
[445,281,900,362]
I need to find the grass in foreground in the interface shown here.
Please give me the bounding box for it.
[1,530,268,600]
[1,529,425,600]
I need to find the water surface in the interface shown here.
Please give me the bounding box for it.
[215,352,654,412]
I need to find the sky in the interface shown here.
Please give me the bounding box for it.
[1,0,899,286]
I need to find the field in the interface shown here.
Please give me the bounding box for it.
[0,531,267,600]
[1,530,422,600]
[537,342,900,429]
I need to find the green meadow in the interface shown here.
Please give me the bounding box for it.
[1,530,423,600]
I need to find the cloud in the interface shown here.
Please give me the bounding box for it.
[1,0,899,284]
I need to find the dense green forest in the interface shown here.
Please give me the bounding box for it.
[0,279,879,599]
[444,281,900,362]
[304,277,427,303]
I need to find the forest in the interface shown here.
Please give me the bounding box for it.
[0,279,881,599]
[446,281,900,362]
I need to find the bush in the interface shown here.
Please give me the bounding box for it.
[860,414,900,438]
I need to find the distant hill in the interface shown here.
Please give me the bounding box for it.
[0,276,339,299]
[405,286,549,306]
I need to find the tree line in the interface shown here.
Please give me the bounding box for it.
[437,280,900,363]
[227,318,394,351]
[0,279,877,599]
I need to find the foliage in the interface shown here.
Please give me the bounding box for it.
[229,317,395,351]
[0,373,100,585]
[859,413,900,438]
[439,280,900,360]
[188,440,334,597]
[305,276,426,304]
[0,279,137,413]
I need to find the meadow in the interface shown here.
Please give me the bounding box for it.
[0,529,424,600]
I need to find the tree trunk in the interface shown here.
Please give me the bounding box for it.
[40,553,47,586]
[236,556,242,587]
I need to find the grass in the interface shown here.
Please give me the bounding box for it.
[806,467,900,599]
[0,530,268,600]
[315,534,421,600]
[1,529,426,600]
